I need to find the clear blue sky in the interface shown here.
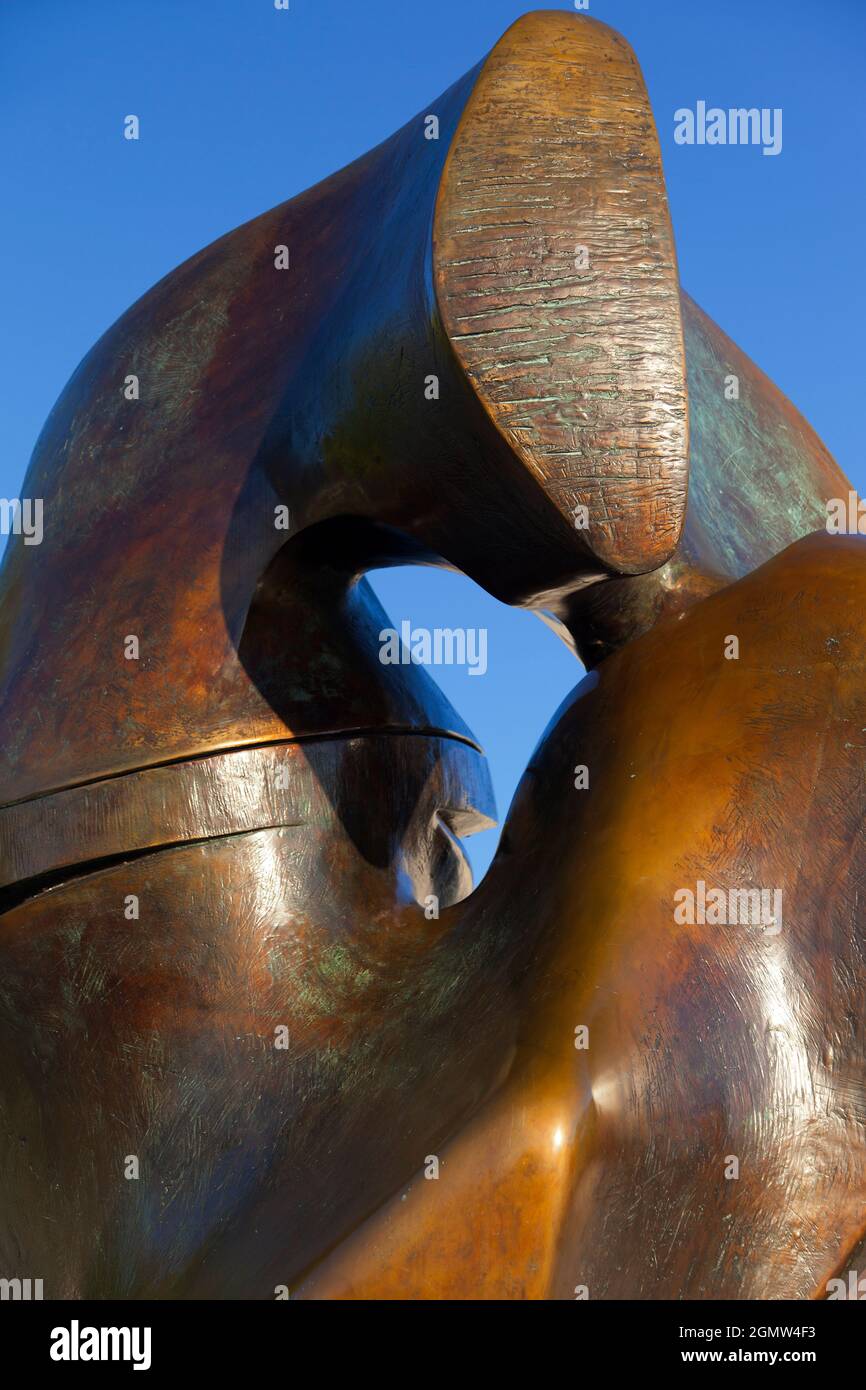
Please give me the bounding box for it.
[2,0,863,878]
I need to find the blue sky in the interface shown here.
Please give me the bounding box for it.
[2,0,863,878]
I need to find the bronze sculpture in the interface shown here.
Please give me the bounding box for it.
[0,10,862,1299]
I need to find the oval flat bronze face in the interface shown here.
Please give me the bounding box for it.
[435,12,689,576]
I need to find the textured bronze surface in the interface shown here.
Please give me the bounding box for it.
[0,9,861,1302]
[0,734,498,1298]
[296,533,866,1301]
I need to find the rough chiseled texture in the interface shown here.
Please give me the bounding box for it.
[435,12,689,574]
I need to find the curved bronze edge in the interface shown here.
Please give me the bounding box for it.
[0,732,495,897]
[552,291,853,666]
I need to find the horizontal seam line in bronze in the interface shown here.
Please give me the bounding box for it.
[0,725,484,812]
[0,826,299,918]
